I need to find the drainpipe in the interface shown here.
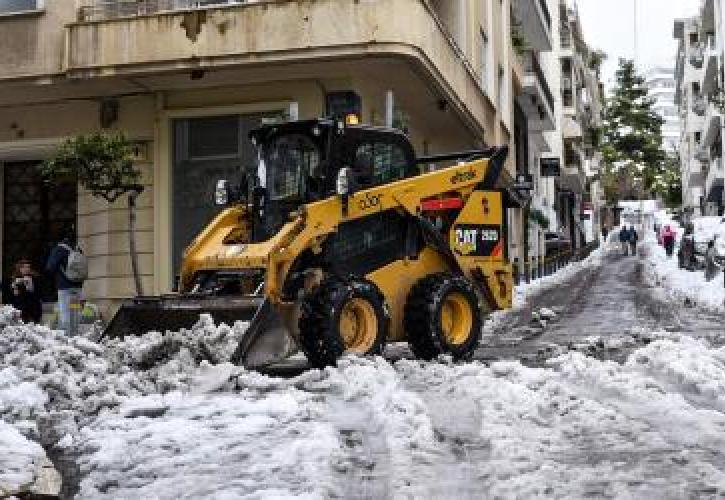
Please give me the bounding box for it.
[385,90,394,128]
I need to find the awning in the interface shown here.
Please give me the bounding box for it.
[496,169,532,208]
[562,116,583,140]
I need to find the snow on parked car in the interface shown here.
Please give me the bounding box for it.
[692,216,725,256]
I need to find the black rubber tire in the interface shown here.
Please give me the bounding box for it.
[404,273,482,361]
[298,277,389,368]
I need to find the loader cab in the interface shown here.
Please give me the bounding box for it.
[246,119,417,240]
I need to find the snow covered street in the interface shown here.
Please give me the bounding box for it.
[2,243,725,498]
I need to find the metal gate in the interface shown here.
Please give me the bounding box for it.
[2,161,77,302]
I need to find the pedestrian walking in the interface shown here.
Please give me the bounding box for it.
[9,259,42,323]
[45,228,88,335]
[628,225,639,256]
[679,223,696,270]
[662,225,676,257]
[601,225,609,243]
[618,226,630,256]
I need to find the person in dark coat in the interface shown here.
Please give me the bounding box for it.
[704,239,722,281]
[45,229,84,334]
[618,226,630,255]
[9,259,42,323]
[628,225,639,256]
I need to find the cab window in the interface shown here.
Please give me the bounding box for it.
[354,142,410,186]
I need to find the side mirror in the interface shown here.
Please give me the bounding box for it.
[336,167,351,196]
[215,179,230,206]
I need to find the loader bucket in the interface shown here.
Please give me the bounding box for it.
[104,295,295,368]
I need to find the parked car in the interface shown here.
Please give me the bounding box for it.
[692,216,725,268]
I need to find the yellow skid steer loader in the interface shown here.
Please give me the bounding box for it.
[106,119,513,368]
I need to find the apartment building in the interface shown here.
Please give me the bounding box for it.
[510,0,556,276]
[674,4,723,218]
[0,0,533,316]
[547,0,603,247]
[646,66,680,153]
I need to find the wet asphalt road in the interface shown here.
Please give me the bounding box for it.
[261,245,725,374]
[478,246,725,366]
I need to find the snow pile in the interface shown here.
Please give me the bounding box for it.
[0,421,49,496]
[3,305,725,497]
[60,338,725,498]
[642,238,725,311]
[0,309,249,496]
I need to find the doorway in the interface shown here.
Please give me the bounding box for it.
[2,161,77,302]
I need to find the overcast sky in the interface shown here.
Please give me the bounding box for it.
[576,0,701,86]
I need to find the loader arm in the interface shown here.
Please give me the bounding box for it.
[258,155,498,301]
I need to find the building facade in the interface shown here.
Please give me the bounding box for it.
[551,0,604,246]
[645,66,680,154]
[0,0,536,317]
[511,0,556,276]
[674,2,723,218]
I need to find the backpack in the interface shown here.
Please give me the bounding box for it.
[59,244,89,282]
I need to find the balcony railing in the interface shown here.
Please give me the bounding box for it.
[560,28,572,49]
[689,46,704,68]
[77,0,256,21]
[523,52,555,114]
[538,0,551,32]
[693,95,707,115]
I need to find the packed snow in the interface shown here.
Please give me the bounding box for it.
[0,283,724,498]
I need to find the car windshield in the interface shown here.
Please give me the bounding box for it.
[259,133,321,201]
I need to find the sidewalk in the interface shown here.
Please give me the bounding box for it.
[641,236,725,312]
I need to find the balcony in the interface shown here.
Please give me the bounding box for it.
[687,159,704,189]
[702,36,718,94]
[560,25,572,50]
[511,0,552,51]
[702,100,721,148]
[65,0,492,125]
[562,114,582,140]
[692,95,707,116]
[689,45,704,68]
[702,0,715,32]
[518,52,555,130]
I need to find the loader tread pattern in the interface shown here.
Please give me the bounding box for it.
[404,272,481,361]
[299,277,388,368]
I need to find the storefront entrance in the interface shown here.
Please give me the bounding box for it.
[2,161,77,302]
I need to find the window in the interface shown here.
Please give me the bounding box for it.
[354,142,408,186]
[0,0,41,14]
[480,29,489,93]
[262,134,320,201]
[497,65,505,113]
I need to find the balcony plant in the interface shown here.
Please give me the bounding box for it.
[41,133,146,296]
[528,207,550,230]
[588,49,607,76]
[510,18,527,56]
